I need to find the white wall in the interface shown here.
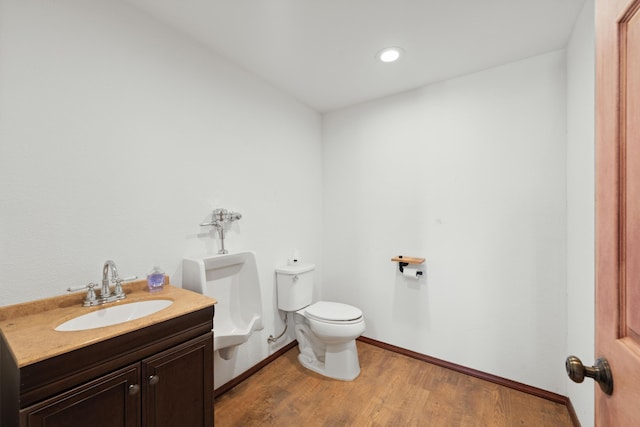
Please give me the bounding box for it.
[0,0,322,386]
[566,0,595,424]
[0,0,596,407]
[323,51,568,393]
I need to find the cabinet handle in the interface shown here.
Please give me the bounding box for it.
[149,375,160,385]
[129,384,140,395]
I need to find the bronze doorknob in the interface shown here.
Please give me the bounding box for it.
[565,355,613,395]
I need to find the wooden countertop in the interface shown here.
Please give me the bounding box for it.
[0,280,216,368]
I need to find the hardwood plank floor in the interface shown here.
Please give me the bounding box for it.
[214,341,574,426]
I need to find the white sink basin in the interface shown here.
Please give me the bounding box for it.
[55,299,173,331]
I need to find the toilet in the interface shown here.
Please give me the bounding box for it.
[276,262,365,381]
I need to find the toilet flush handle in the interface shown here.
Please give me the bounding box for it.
[293,275,299,282]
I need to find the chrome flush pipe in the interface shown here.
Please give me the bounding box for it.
[200,208,243,254]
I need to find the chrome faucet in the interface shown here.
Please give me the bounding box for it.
[67,260,137,306]
[102,259,119,298]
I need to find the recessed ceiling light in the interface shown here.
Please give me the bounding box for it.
[377,47,403,63]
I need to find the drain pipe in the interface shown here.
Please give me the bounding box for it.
[268,312,288,343]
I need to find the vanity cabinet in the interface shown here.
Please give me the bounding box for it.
[1,305,214,427]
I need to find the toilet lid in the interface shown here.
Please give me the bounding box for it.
[305,301,362,322]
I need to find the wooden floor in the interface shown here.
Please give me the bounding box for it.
[214,341,574,426]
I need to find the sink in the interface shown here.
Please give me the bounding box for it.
[55,300,173,331]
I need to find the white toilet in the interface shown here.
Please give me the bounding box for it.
[276,262,365,381]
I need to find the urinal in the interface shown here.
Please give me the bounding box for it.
[183,251,263,360]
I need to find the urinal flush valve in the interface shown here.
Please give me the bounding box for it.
[200,208,243,254]
[215,208,241,224]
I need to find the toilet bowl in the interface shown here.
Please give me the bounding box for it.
[276,263,365,381]
[301,301,365,342]
[295,301,365,380]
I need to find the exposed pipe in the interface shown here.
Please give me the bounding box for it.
[268,312,288,344]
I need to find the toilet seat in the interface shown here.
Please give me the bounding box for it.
[303,301,363,324]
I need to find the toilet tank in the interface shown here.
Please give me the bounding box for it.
[275,262,315,311]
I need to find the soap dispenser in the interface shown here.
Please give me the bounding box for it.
[147,266,165,292]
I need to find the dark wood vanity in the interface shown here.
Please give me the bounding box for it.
[0,284,215,427]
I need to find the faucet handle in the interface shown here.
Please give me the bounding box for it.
[112,275,137,284]
[67,282,97,293]
[113,276,138,297]
[67,283,98,306]
[85,283,98,305]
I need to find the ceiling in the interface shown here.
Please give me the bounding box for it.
[123,0,587,113]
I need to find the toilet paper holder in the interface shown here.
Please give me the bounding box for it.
[391,256,425,275]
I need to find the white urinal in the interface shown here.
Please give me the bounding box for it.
[183,251,263,360]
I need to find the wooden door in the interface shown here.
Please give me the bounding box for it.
[596,0,640,424]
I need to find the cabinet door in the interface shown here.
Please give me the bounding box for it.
[20,365,140,427]
[141,333,213,427]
